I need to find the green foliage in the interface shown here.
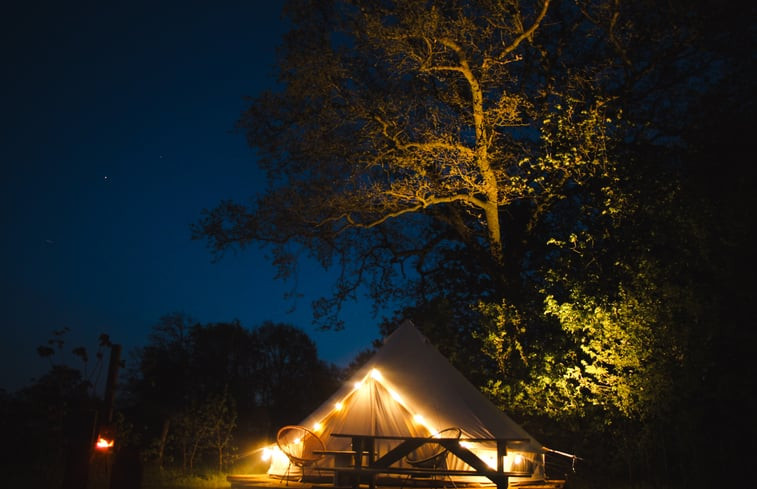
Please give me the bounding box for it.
[476,300,528,376]
[541,274,679,421]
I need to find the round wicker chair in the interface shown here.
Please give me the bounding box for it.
[276,425,326,484]
[402,427,462,488]
[405,427,462,468]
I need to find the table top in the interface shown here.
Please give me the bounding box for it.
[330,433,455,440]
[330,432,530,443]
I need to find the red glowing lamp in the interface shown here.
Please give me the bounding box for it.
[95,436,115,451]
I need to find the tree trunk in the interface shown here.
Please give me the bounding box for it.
[189,438,201,472]
[157,417,170,469]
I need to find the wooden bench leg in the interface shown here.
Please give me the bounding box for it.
[333,470,358,489]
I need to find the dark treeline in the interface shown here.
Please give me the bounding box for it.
[0,317,347,487]
[124,314,343,472]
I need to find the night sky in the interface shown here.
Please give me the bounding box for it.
[1,1,381,392]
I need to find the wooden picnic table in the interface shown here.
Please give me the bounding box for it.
[320,433,533,489]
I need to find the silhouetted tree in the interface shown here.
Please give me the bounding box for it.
[251,321,341,430]
[127,317,341,472]
[127,313,196,468]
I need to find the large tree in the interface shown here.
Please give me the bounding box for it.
[194,0,623,330]
[472,1,756,485]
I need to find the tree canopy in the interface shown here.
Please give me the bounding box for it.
[194,0,633,329]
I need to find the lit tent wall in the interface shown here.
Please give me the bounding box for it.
[267,320,545,484]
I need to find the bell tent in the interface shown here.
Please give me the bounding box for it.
[266,320,548,485]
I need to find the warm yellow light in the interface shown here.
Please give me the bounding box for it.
[389,388,402,403]
[313,422,323,431]
[293,437,302,445]
[354,380,363,389]
[484,453,497,468]
[367,370,436,434]
[459,441,472,449]
[267,446,289,467]
[335,401,343,411]
[261,447,272,461]
[514,454,523,465]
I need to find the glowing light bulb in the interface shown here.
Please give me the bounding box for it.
[370,369,382,380]
[314,422,323,431]
[262,447,272,461]
[413,414,424,424]
[335,401,343,411]
[484,453,496,468]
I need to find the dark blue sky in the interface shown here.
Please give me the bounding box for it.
[1,1,381,391]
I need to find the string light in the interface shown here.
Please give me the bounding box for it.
[261,365,535,482]
[388,388,403,403]
[264,366,443,463]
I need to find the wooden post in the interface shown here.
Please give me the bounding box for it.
[496,439,508,489]
[62,343,122,489]
[102,344,122,425]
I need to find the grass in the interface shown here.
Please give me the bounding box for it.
[140,465,232,489]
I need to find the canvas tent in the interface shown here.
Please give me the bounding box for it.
[266,320,547,484]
